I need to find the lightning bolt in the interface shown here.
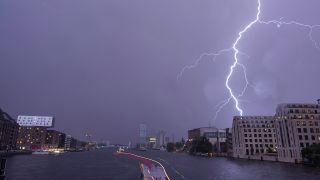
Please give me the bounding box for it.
[177,48,232,80]
[178,0,320,125]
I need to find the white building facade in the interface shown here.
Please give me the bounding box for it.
[232,116,277,159]
[275,103,320,163]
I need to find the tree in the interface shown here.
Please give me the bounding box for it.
[181,138,185,145]
[301,143,320,166]
[166,143,176,152]
[189,136,212,155]
[175,142,183,150]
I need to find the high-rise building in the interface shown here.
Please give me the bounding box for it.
[275,103,320,163]
[232,116,277,159]
[139,124,147,147]
[0,108,19,150]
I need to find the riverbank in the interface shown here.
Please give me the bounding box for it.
[0,150,32,157]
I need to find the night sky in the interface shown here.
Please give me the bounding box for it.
[1,0,320,143]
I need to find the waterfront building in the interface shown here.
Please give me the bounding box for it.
[44,130,66,149]
[225,128,233,156]
[147,137,157,149]
[232,116,277,159]
[64,135,84,151]
[17,126,47,150]
[0,108,19,150]
[17,115,54,127]
[275,103,320,163]
[188,127,226,152]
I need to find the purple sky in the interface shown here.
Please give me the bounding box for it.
[1,0,320,143]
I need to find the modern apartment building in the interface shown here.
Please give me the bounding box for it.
[232,116,277,159]
[275,103,320,163]
[17,126,47,150]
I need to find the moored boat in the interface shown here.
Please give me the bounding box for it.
[32,150,50,155]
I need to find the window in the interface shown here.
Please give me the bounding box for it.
[297,128,301,133]
[300,143,304,147]
[311,135,315,140]
[305,135,309,140]
[303,128,307,133]
[299,135,302,140]
[310,128,314,133]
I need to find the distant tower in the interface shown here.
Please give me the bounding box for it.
[139,124,147,147]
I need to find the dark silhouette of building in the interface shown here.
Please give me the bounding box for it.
[226,128,233,156]
[0,108,19,150]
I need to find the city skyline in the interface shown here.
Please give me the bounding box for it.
[1,0,320,143]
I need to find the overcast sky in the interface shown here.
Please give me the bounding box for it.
[1,0,320,143]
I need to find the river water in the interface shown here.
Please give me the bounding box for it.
[5,149,320,180]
